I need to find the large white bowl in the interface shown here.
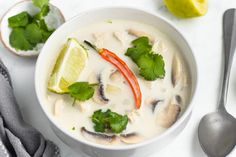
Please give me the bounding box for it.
[35,7,198,157]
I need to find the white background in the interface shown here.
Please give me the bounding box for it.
[1,0,236,156]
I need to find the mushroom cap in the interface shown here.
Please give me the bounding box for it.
[0,0,65,57]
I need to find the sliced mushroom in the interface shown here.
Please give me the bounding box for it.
[128,29,155,43]
[106,84,121,95]
[171,55,183,87]
[53,99,64,116]
[175,95,182,105]
[93,69,115,104]
[150,100,163,112]
[145,98,163,112]
[113,31,128,46]
[98,74,109,102]
[81,127,119,145]
[109,70,122,82]
[156,100,181,128]
[120,133,143,144]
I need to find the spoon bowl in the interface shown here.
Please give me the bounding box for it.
[198,110,236,157]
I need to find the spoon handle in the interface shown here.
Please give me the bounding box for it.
[219,9,236,110]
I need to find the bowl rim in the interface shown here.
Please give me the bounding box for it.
[35,6,199,150]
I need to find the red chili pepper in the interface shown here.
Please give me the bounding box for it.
[84,41,142,109]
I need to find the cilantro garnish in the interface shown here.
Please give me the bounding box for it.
[24,23,43,44]
[8,11,31,28]
[68,82,97,102]
[125,36,165,81]
[9,28,34,50]
[7,0,54,51]
[32,0,49,9]
[91,109,128,134]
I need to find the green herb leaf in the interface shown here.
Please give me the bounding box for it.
[24,23,43,44]
[68,82,96,101]
[32,0,49,8]
[125,36,165,81]
[9,28,34,50]
[33,5,50,20]
[91,109,128,134]
[8,11,31,28]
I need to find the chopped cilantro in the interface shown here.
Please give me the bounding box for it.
[125,36,165,81]
[91,109,128,134]
[24,23,43,44]
[32,0,49,9]
[9,28,34,51]
[8,11,31,28]
[68,82,97,102]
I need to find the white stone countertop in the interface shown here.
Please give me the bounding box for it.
[1,0,236,156]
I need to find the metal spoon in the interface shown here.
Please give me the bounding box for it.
[198,9,236,157]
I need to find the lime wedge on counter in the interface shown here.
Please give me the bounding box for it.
[164,0,208,18]
[48,38,88,93]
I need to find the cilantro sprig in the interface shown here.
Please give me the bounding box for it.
[7,0,53,51]
[68,82,97,105]
[125,37,165,81]
[91,109,128,134]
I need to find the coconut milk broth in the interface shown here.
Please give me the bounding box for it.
[45,20,191,145]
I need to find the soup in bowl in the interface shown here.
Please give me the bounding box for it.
[35,7,197,157]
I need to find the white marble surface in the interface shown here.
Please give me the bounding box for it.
[1,0,236,156]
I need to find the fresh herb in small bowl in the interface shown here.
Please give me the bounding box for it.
[0,0,65,57]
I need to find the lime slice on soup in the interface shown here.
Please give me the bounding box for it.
[164,0,208,18]
[48,38,88,93]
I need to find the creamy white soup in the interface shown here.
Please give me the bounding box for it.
[45,20,191,145]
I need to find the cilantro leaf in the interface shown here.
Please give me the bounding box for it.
[92,109,128,134]
[9,28,34,50]
[126,37,151,63]
[137,53,165,80]
[32,0,49,9]
[24,23,43,44]
[125,36,165,81]
[68,82,96,101]
[8,11,31,28]
[33,5,50,20]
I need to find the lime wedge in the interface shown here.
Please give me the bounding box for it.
[164,0,208,18]
[48,38,88,93]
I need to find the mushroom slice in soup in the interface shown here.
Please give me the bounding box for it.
[171,55,188,88]
[98,74,109,102]
[109,70,122,83]
[156,100,181,128]
[92,70,111,104]
[150,100,163,112]
[128,29,155,43]
[81,127,119,145]
[120,133,143,144]
[145,98,163,112]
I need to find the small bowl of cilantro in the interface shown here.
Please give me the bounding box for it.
[0,0,65,57]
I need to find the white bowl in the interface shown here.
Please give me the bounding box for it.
[35,7,198,157]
